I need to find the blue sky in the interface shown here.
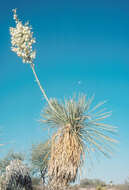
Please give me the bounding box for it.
[0,0,129,184]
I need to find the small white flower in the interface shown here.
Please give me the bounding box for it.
[10,9,36,64]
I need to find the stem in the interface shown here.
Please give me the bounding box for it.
[30,63,56,113]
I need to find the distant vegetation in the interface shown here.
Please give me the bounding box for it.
[80,178,106,188]
[0,149,128,190]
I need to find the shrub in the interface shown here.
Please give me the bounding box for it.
[6,159,33,190]
[96,185,106,190]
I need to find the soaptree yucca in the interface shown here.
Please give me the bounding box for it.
[10,9,117,190]
[41,95,117,188]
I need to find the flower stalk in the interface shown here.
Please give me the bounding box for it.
[10,9,58,114]
[30,63,57,112]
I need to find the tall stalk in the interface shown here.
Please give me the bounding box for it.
[10,9,58,115]
[30,63,58,114]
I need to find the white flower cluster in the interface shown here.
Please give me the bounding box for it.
[10,9,36,64]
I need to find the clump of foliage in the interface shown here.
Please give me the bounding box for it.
[80,178,106,188]
[0,151,25,190]
[96,185,107,190]
[31,140,51,184]
[0,174,6,190]
[0,150,24,175]
[5,159,33,190]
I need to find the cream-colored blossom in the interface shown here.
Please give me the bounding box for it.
[10,9,57,113]
[10,9,36,64]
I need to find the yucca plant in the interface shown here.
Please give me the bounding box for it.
[9,9,117,190]
[41,95,117,189]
